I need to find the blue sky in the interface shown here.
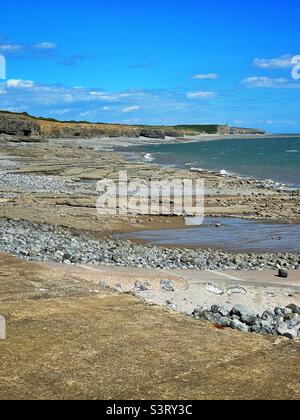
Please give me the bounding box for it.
[0,0,300,132]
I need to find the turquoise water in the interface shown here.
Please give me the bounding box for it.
[126,137,300,189]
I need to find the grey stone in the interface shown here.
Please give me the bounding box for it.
[201,311,220,323]
[261,309,276,321]
[231,304,256,320]
[230,319,250,333]
[250,325,262,334]
[241,315,261,327]
[205,283,224,295]
[227,286,247,296]
[277,323,299,340]
[286,304,300,315]
[274,307,293,317]
[192,308,205,320]
[210,304,232,317]
[134,281,149,292]
[278,268,288,278]
[261,326,275,336]
[218,317,232,328]
[62,253,75,262]
[160,280,174,292]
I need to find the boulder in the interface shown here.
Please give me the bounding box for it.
[210,304,232,317]
[230,319,250,333]
[274,307,293,317]
[261,326,276,336]
[250,325,262,334]
[231,304,257,320]
[277,323,299,340]
[286,304,300,315]
[218,317,232,328]
[278,268,288,278]
[261,309,276,322]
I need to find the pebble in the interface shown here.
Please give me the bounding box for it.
[134,281,149,292]
[0,219,299,274]
[205,283,224,295]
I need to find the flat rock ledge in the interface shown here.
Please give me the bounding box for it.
[192,303,300,340]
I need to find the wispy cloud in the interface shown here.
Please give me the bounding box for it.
[33,42,57,50]
[186,91,216,99]
[253,55,295,69]
[0,43,23,52]
[48,108,72,116]
[122,105,140,113]
[241,76,300,88]
[5,79,35,89]
[0,40,58,55]
[0,39,92,67]
[0,80,185,113]
[191,73,219,80]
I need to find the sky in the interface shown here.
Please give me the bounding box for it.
[0,0,300,132]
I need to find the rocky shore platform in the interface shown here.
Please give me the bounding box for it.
[0,134,299,398]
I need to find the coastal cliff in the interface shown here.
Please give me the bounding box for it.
[0,111,265,140]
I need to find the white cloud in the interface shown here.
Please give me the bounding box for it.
[186,91,216,99]
[33,42,57,50]
[253,55,295,69]
[0,79,219,122]
[0,44,23,52]
[49,108,72,116]
[191,73,219,80]
[241,76,299,88]
[122,105,140,113]
[0,40,58,56]
[6,79,34,89]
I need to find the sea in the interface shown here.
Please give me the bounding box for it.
[125,136,300,190]
[118,136,300,252]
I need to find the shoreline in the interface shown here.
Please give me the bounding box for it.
[110,134,300,193]
[0,134,300,251]
[1,218,299,271]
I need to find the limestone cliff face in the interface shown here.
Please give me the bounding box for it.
[0,111,265,140]
[0,112,41,137]
[222,126,265,135]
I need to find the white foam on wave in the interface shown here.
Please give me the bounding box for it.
[185,162,198,167]
[143,153,155,162]
[286,149,299,153]
[220,169,229,176]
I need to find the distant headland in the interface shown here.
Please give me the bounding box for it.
[0,110,265,140]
